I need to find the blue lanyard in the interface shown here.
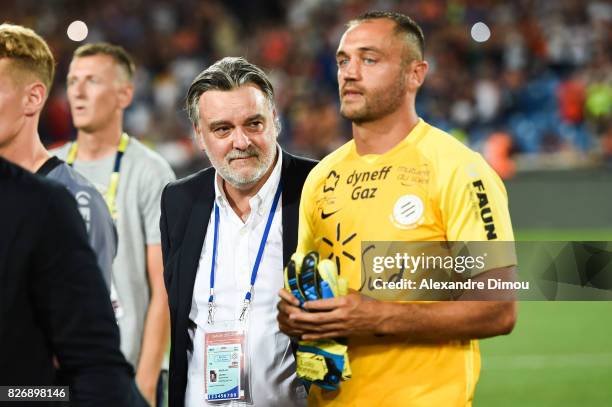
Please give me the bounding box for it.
[207,182,283,324]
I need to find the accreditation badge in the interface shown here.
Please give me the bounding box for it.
[204,321,251,403]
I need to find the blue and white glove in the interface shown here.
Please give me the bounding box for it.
[284,252,351,390]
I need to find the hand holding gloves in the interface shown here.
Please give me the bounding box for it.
[284,252,351,390]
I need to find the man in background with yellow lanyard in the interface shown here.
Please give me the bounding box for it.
[53,42,175,407]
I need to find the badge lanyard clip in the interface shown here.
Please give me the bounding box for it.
[207,184,282,325]
[238,286,254,322]
[207,289,216,325]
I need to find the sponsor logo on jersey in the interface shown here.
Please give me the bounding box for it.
[472,180,498,240]
[351,186,377,200]
[346,166,392,201]
[321,209,340,219]
[324,170,340,193]
[321,222,357,273]
[396,164,430,187]
[390,194,424,229]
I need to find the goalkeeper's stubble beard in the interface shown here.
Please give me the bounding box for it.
[340,70,407,125]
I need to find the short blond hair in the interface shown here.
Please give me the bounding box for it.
[73,42,135,82]
[0,23,55,89]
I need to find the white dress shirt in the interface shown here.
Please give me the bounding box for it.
[185,151,307,406]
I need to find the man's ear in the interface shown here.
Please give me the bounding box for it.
[272,107,281,136]
[117,83,134,109]
[23,81,47,117]
[406,60,429,91]
[194,125,207,151]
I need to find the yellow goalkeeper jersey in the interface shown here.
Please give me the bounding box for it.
[297,118,516,406]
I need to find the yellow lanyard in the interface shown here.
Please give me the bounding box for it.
[66,132,130,220]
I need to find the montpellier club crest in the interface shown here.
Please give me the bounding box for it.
[390,194,424,229]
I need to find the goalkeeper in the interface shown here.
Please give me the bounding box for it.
[277,10,517,407]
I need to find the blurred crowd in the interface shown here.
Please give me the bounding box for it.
[4,0,611,177]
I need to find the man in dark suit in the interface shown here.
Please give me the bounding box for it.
[160,57,316,407]
[0,157,146,406]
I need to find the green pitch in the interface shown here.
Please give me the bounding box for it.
[474,229,612,406]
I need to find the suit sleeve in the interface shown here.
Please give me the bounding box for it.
[32,186,146,407]
[160,183,172,290]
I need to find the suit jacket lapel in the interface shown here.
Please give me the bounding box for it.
[280,151,299,266]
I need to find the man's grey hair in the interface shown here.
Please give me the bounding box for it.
[186,56,279,132]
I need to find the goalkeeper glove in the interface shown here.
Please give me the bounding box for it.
[284,251,351,390]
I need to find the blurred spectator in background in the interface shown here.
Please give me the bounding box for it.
[2,0,610,177]
[0,23,117,289]
[52,43,175,406]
